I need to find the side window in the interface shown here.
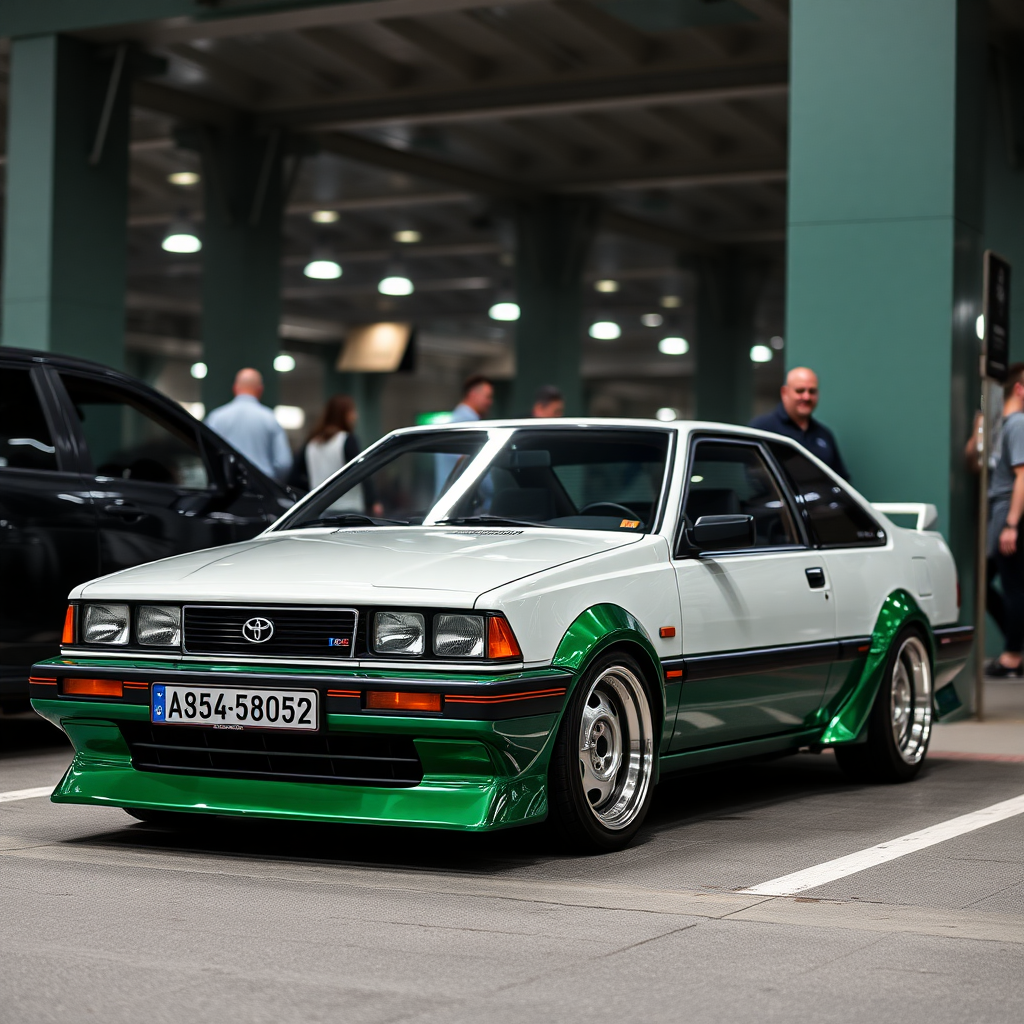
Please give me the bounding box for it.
[0,368,58,472]
[769,441,885,547]
[59,373,210,490]
[683,441,799,548]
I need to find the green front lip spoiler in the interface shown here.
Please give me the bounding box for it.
[30,658,571,831]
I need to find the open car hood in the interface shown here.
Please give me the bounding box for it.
[76,526,644,606]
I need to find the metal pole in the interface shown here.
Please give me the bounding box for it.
[974,374,988,721]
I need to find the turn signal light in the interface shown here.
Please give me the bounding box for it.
[62,605,75,644]
[487,616,521,659]
[63,678,123,698]
[366,690,441,712]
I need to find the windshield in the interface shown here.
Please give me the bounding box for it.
[275,426,672,533]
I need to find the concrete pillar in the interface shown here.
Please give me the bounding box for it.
[786,0,985,574]
[694,250,768,424]
[1,35,131,367]
[199,120,286,410]
[513,196,600,417]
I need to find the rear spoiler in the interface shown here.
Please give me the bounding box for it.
[871,503,939,532]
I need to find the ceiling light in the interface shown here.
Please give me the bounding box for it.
[589,321,621,340]
[656,407,678,421]
[379,275,414,296]
[273,353,296,373]
[750,344,773,363]
[594,279,619,293]
[660,295,682,308]
[976,315,985,340]
[303,258,342,280]
[168,171,200,186]
[489,301,520,321]
[770,335,784,349]
[190,361,208,380]
[658,336,689,356]
[274,405,305,430]
[641,313,663,327]
[310,209,339,224]
[162,219,201,253]
[393,229,422,244]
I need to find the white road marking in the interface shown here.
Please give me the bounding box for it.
[0,786,53,804]
[741,793,1024,896]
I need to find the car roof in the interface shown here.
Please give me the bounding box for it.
[384,417,778,439]
[0,345,150,386]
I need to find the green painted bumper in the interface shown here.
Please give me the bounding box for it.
[30,659,571,831]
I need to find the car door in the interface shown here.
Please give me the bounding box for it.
[767,440,890,712]
[0,362,99,692]
[52,368,271,577]
[670,435,836,750]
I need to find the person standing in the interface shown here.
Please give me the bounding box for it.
[531,385,564,418]
[289,394,362,492]
[451,374,494,422]
[986,363,1024,677]
[204,368,292,482]
[749,366,850,480]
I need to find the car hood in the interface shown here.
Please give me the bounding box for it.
[76,526,644,606]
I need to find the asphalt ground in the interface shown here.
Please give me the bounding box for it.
[2,708,1023,1024]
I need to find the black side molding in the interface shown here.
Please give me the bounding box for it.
[663,637,872,684]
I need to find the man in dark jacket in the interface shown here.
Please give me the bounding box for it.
[750,366,850,480]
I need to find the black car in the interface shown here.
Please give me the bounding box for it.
[0,347,295,710]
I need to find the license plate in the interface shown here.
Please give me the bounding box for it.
[152,684,319,731]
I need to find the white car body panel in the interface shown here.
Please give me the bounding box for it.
[65,418,962,671]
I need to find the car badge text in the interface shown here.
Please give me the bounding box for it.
[242,617,274,643]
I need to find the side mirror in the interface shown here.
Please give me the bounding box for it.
[221,452,247,493]
[688,514,755,552]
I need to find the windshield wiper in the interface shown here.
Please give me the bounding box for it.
[291,513,409,529]
[437,515,549,529]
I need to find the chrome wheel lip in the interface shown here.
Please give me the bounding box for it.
[890,635,932,765]
[577,664,654,831]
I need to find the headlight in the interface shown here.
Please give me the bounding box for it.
[434,613,484,658]
[82,603,130,645]
[138,605,181,646]
[374,611,425,656]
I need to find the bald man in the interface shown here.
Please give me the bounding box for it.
[749,366,850,480]
[204,368,292,482]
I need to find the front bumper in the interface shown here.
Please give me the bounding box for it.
[30,657,572,831]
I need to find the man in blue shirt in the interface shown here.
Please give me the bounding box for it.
[749,366,850,480]
[205,368,292,482]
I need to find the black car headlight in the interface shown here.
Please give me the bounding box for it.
[137,605,181,646]
[433,613,484,658]
[82,603,130,645]
[374,611,425,656]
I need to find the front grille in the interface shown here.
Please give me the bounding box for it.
[120,722,422,787]
[183,605,357,658]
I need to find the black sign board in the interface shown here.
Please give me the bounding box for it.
[983,250,1011,382]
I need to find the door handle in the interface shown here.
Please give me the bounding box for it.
[103,503,147,521]
[805,567,826,589]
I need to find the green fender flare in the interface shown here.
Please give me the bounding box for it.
[551,604,667,732]
[821,589,934,746]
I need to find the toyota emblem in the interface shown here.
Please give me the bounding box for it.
[242,617,274,643]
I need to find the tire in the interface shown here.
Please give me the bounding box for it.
[834,629,933,783]
[548,651,657,852]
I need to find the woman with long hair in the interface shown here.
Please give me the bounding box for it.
[289,394,362,495]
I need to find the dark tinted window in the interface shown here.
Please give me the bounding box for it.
[770,441,885,547]
[60,374,209,489]
[0,368,58,472]
[683,441,799,548]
